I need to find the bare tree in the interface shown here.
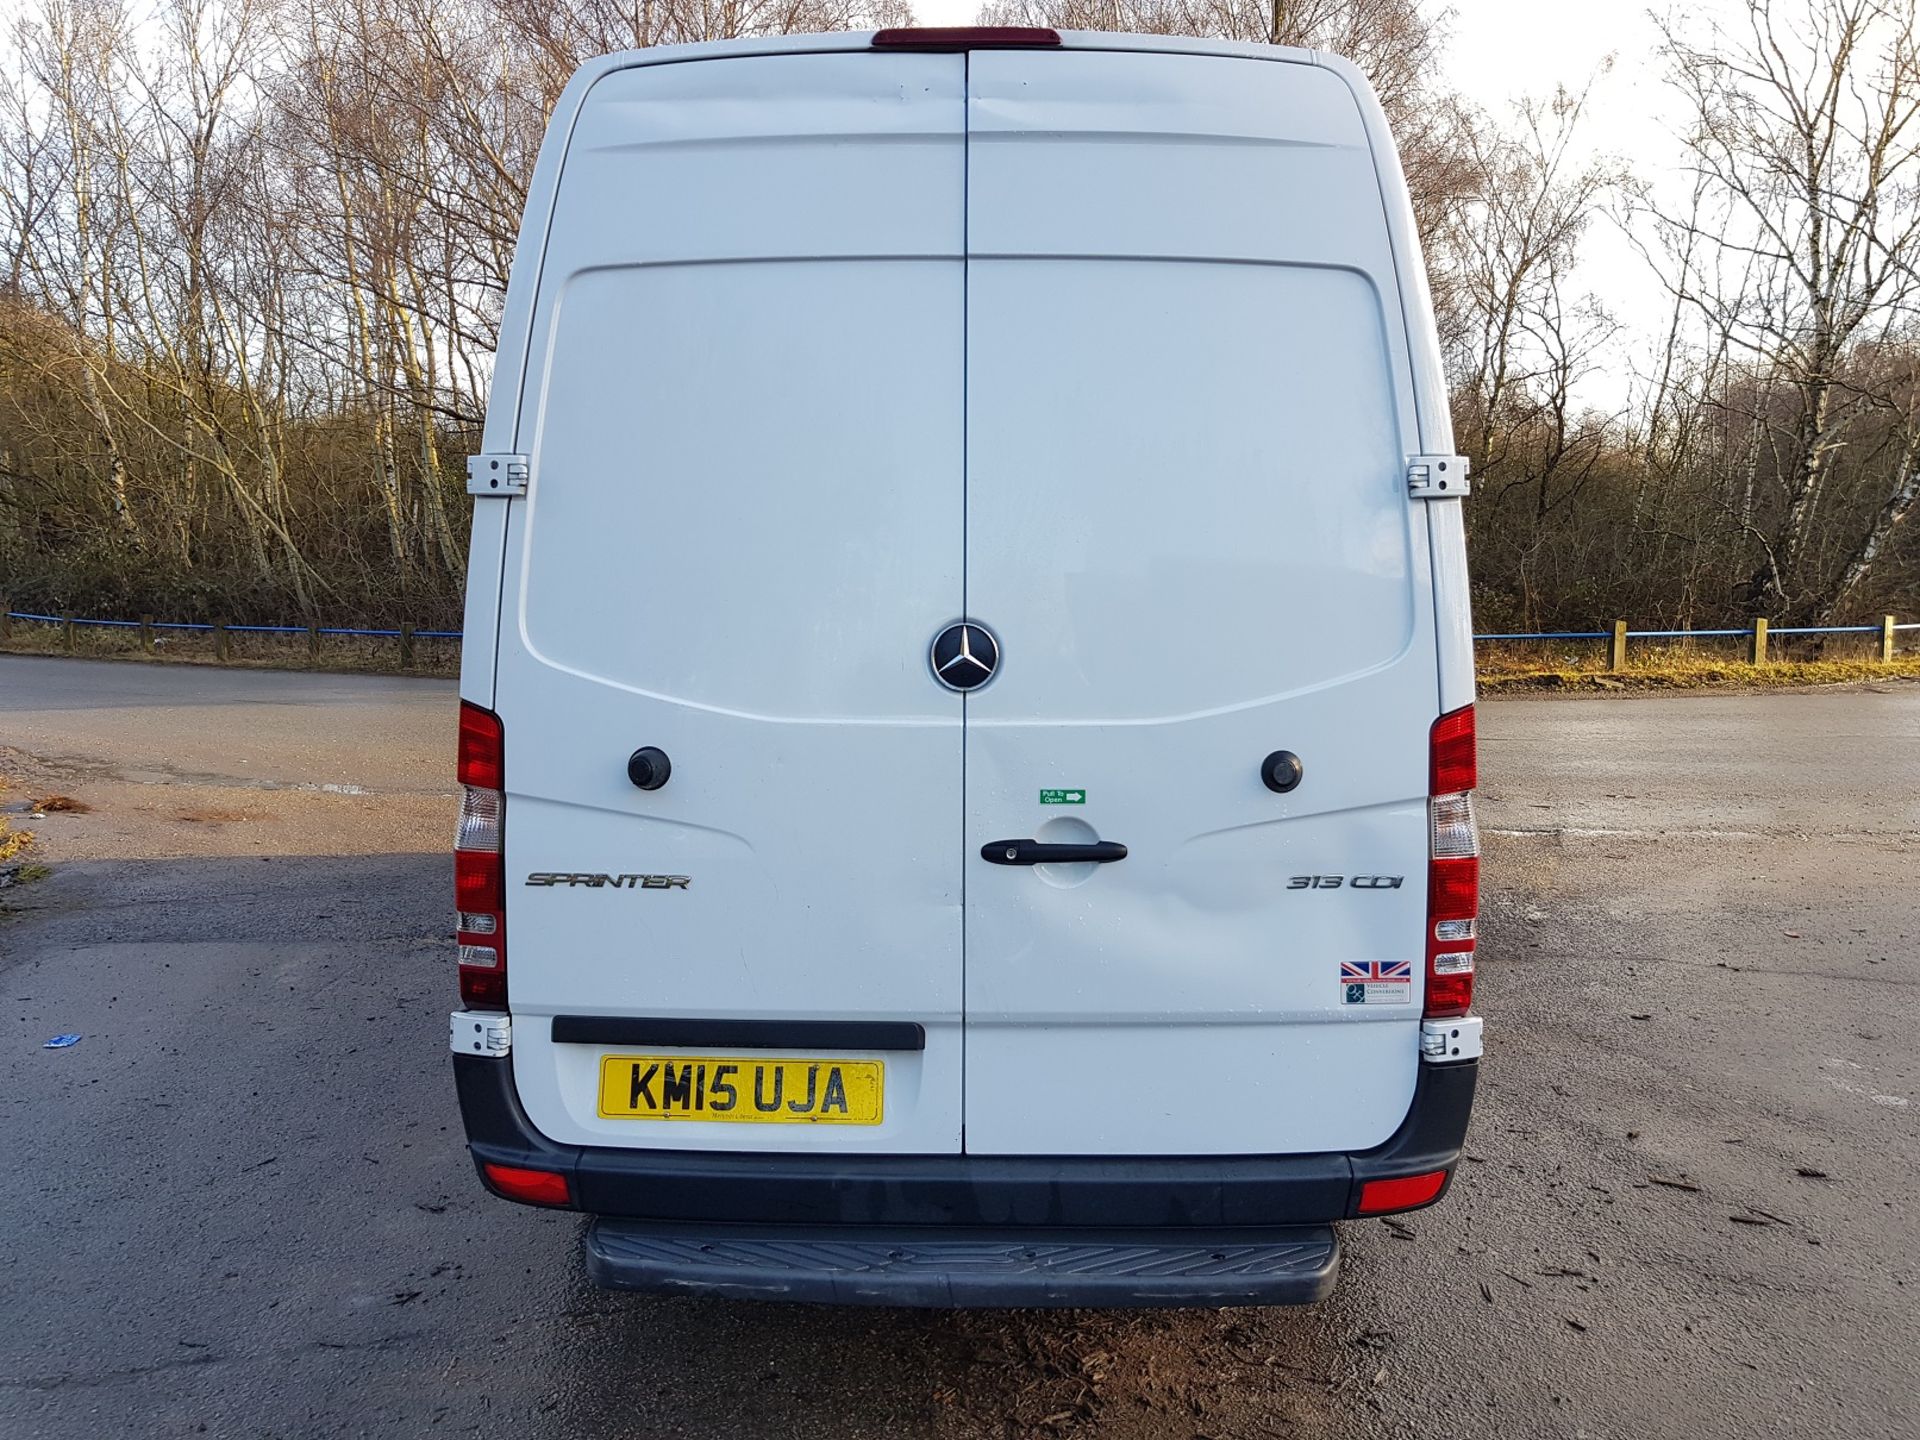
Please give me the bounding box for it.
[1658,0,1920,619]
[1435,84,1620,625]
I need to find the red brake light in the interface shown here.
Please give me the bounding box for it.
[1425,854,1477,1017]
[1356,1169,1449,1215]
[459,701,504,790]
[455,849,504,919]
[460,963,507,1009]
[1429,704,1475,795]
[481,1162,571,1207]
[457,701,507,1010]
[1424,963,1474,1017]
[1428,853,1478,918]
[872,26,1061,48]
[1427,705,1479,1018]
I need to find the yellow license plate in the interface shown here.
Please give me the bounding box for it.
[597,1054,884,1125]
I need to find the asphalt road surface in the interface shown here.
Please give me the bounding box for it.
[1,655,1915,1439]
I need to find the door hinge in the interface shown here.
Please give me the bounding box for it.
[1420,1016,1482,1062]
[1407,454,1470,499]
[451,1010,512,1056]
[467,453,529,497]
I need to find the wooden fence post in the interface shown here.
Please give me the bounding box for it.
[307,624,320,664]
[214,618,230,663]
[0,598,11,642]
[1884,615,1898,664]
[63,615,75,653]
[1610,620,1629,673]
[1749,618,1768,666]
[399,622,415,671]
[139,615,154,654]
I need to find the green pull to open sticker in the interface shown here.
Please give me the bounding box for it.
[1039,789,1086,805]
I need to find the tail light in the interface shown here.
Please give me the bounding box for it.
[1356,1168,1450,1215]
[456,702,507,1009]
[1426,705,1478,1017]
[481,1161,571,1207]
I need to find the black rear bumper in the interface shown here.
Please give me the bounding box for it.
[454,1050,1476,1238]
[582,1218,1344,1307]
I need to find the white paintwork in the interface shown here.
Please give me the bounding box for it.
[465,33,1473,1159]
[962,50,1431,1153]
[458,495,509,707]
[1308,52,1478,715]
[493,49,968,1152]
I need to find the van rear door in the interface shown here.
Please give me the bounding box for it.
[495,51,968,1153]
[961,51,1437,1156]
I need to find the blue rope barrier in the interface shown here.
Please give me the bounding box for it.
[1473,631,1611,640]
[1765,624,1882,635]
[1625,628,1751,638]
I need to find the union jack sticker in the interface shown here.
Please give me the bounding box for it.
[1341,960,1412,1005]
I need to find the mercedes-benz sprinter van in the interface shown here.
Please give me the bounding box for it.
[450,26,1482,1307]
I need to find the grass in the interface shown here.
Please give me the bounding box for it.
[1478,639,1920,693]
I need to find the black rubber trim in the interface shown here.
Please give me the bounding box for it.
[1348,1056,1479,1213]
[549,1016,927,1052]
[454,1053,1476,1226]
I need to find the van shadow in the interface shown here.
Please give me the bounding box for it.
[543,1283,1357,1438]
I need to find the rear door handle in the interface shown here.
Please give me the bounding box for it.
[982,839,1128,866]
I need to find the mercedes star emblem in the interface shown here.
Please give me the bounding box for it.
[930,621,1000,692]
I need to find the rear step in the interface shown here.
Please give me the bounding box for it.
[584,1220,1339,1307]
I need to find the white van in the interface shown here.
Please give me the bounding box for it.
[449,26,1482,1307]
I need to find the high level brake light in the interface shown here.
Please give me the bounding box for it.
[456,701,507,1009]
[1426,705,1478,1018]
[871,26,1061,48]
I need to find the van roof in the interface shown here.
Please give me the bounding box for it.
[562,30,1322,80]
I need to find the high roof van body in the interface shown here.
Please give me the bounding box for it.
[450,27,1482,1306]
